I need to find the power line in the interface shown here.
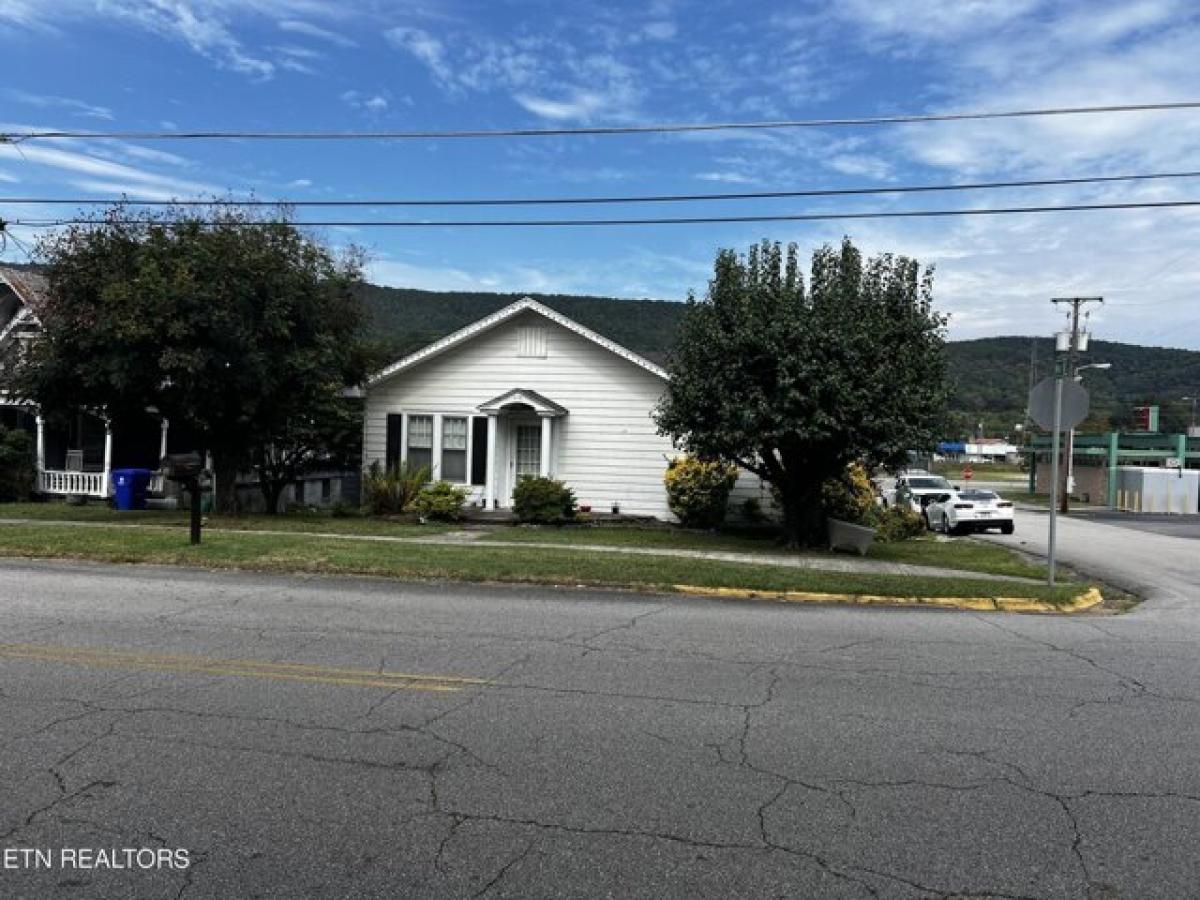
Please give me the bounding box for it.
[4,101,1200,143]
[1,170,1198,208]
[14,198,1200,228]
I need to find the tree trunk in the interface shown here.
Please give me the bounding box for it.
[259,477,286,515]
[779,480,826,549]
[212,454,240,515]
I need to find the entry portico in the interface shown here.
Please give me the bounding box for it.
[476,388,566,508]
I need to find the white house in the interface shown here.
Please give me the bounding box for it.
[364,296,769,519]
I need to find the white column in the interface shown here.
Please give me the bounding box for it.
[159,417,170,461]
[35,414,45,491]
[101,419,113,497]
[539,414,552,478]
[484,413,498,508]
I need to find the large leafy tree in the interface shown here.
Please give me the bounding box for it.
[656,239,949,546]
[18,206,371,513]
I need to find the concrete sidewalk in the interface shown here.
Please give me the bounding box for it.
[0,516,1041,583]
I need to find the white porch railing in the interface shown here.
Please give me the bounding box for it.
[39,469,108,498]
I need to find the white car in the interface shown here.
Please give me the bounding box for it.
[885,473,955,512]
[925,489,1015,535]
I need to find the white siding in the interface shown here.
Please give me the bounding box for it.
[365,310,677,518]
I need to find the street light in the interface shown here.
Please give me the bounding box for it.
[1066,363,1112,497]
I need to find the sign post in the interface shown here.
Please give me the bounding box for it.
[1047,368,1063,585]
[1028,370,1090,586]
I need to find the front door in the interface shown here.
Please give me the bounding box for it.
[511,424,542,499]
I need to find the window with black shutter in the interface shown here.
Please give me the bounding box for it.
[385,413,403,471]
[470,417,489,485]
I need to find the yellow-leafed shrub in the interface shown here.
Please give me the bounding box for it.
[664,456,739,529]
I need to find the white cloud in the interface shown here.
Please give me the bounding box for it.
[514,91,610,122]
[385,26,454,88]
[0,128,222,198]
[287,178,312,188]
[341,90,392,114]
[3,0,359,78]
[827,154,892,180]
[4,89,113,120]
[278,17,355,47]
[102,0,275,78]
[695,171,756,185]
[833,0,1043,42]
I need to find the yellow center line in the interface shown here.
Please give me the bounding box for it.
[0,643,490,692]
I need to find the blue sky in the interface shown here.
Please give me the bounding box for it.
[2,0,1200,348]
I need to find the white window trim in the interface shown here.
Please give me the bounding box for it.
[398,410,481,487]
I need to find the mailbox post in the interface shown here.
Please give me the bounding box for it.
[160,452,206,545]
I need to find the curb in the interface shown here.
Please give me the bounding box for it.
[673,585,1104,614]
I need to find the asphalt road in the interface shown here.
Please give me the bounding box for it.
[1,527,1198,898]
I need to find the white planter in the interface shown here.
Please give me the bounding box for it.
[827,518,876,556]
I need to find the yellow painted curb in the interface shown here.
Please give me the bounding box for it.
[673,584,1104,614]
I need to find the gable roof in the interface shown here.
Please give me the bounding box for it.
[368,296,669,386]
[478,388,568,416]
[0,267,50,321]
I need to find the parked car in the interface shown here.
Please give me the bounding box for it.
[884,473,955,511]
[925,488,1015,535]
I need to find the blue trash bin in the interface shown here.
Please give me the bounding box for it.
[112,468,154,511]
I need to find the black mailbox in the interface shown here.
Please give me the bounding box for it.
[160,452,203,482]
[159,452,206,545]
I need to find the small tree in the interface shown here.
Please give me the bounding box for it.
[656,239,948,547]
[253,395,362,514]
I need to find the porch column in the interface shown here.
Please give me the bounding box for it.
[539,414,552,478]
[484,413,498,508]
[159,417,170,461]
[35,414,45,491]
[101,419,113,497]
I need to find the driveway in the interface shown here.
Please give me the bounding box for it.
[2,556,1199,898]
[981,507,1198,617]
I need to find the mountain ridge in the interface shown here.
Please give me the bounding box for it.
[360,283,1200,436]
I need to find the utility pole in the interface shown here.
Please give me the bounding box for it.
[1051,296,1103,513]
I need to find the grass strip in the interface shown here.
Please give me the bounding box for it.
[0,502,442,537]
[485,525,1045,579]
[0,522,1083,605]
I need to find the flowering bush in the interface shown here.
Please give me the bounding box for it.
[664,456,739,529]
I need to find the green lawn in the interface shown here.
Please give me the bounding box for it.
[484,525,1046,580]
[0,502,446,538]
[0,521,1084,605]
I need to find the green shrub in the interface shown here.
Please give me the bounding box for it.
[820,463,877,526]
[663,456,739,529]
[874,505,925,542]
[414,480,468,522]
[513,476,576,524]
[0,426,35,502]
[362,460,430,515]
[740,497,766,524]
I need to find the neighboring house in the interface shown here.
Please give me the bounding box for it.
[364,297,770,520]
[0,266,179,500]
